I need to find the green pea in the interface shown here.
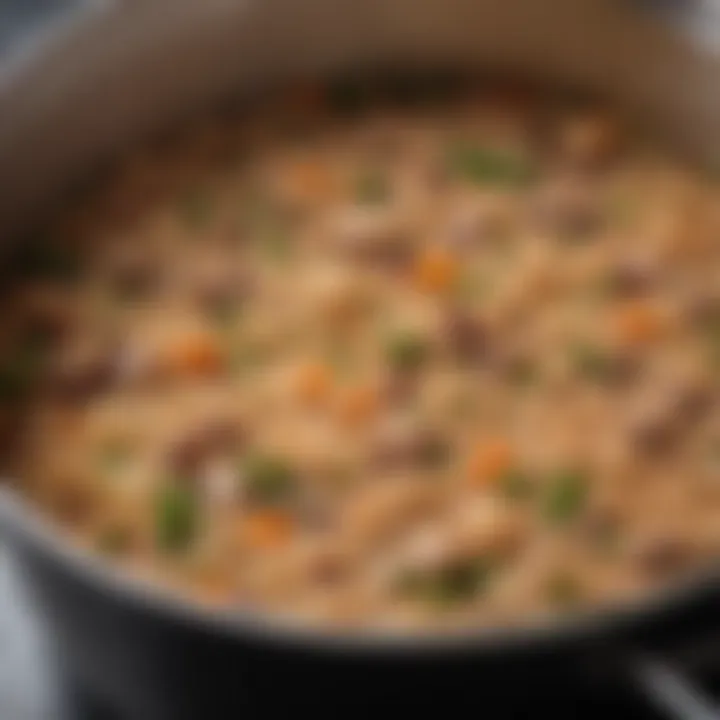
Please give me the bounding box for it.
[244,454,297,505]
[179,188,213,230]
[156,484,198,553]
[543,470,588,524]
[385,332,429,372]
[398,557,493,606]
[445,142,534,187]
[571,343,611,380]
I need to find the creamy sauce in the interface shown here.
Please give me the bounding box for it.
[6,81,720,630]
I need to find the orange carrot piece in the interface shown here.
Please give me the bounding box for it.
[612,301,666,345]
[336,385,380,426]
[242,510,293,551]
[467,438,513,486]
[164,331,224,377]
[293,361,334,405]
[412,246,459,294]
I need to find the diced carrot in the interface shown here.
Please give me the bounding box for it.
[293,361,334,405]
[282,160,338,205]
[164,330,224,377]
[612,301,666,345]
[335,385,380,426]
[412,246,459,294]
[467,438,513,486]
[242,510,293,550]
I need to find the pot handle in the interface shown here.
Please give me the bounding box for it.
[632,656,720,720]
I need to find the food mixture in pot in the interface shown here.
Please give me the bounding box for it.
[5,79,720,630]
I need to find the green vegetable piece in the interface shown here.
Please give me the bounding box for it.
[446,142,534,187]
[703,320,720,369]
[546,572,581,606]
[543,470,589,524]
[505,358,539,388]
[180,188,212,230]
[246,198,291,261]
[433,559,491,604]
[355,170,390,205]
[399,557,492,606]
[244,454,297,505]
[97,526,131,556]
[156,484,198,553]
[572,343,610,380]
[385,332,429,372]
[230,342,267,375]
[500,469,534,500]
[209,302,240,330]
[259,226,290,261]
[99,440,132,475]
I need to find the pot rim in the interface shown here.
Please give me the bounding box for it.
[2,485,719,654]
[2,0,720,657]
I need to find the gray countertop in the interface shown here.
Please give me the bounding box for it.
[0,547,60,720]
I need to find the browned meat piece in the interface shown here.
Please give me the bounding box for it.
[166,418,245,478]
[632,536,694,578]
[191,258,254,317]
[605,259,655,298]
[578,507,620,549]
[444,195,512,250]
[442,310,489,363]
[382,370,419,406]
[631,383,714,455]
[50,337,119,402]
[530,177,602,239]
[331,207,414,270]
[105,244,160,299]
[372,417,449,471]
[685,292,720,327]
[557,114,621,172]
[16,286,75,343]
[674,385,714,424]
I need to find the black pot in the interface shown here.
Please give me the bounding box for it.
[3,493,720,719]
[2,2,720,718]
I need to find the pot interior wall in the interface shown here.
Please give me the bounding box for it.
[0,0,719,243]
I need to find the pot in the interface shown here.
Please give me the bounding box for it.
[1,1,720,718]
